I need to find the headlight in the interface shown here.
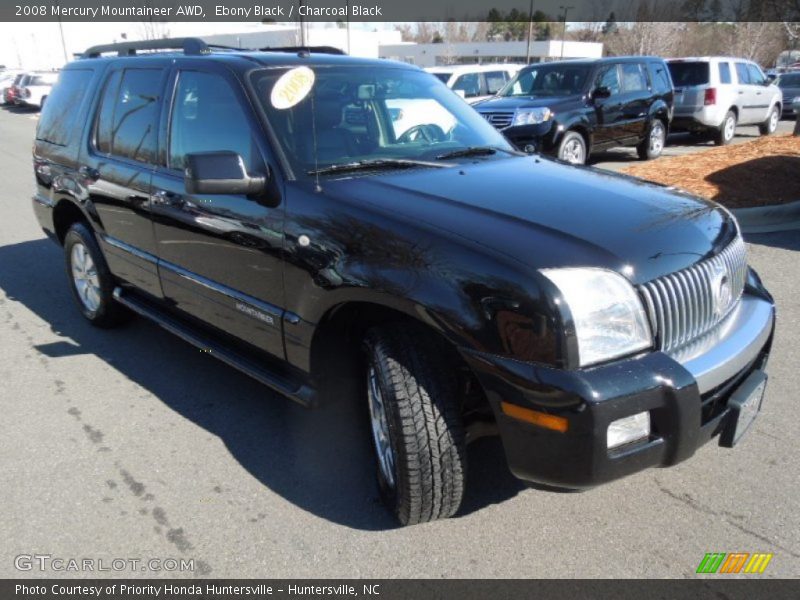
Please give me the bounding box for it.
[541,268,652,367]
[511,107,552,126]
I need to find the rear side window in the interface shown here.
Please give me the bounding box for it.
[485,71,508,95]
[95,68,163,164]
[718,62,732,84]
[648,62,672,94]
[36,69,94,146]
[621,63,648,92]
[168,71,258,172]
[667,62,709,87]
[735,63,751,84]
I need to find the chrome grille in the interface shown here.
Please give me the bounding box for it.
[638,236,748,353]
[480,111,515,129]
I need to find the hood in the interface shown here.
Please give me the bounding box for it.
[320,156,737,284]
[474,94,584,111]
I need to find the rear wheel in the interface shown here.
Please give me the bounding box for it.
[363,324,466,526]
[713,111,737,145]
[758,106,779,135]
[556,131,587,165]
[64,223,130,328]
[637,119,666,160]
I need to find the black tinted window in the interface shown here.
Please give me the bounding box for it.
[95,69,162,163]
[779,73,800,86]
[36,69,93,146]
[169,71,257,171]
[719,62,732,84]
[648,63,672,94]
[621,63,648,92]
[735,63,750,84]
[668,62,709,86]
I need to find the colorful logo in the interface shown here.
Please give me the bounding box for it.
[696,552,773,574]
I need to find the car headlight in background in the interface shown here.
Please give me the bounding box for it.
[511,107,552,126]
[541,268,652,367]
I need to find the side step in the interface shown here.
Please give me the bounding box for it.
[113,287,316,407]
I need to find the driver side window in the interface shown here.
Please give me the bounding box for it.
[595,65,621,96]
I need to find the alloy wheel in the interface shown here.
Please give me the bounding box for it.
[560,137,585,164]
[367,365,396,489]
[649,122,665,155]
[70,242,101,312]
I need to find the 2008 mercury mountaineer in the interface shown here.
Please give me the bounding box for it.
[32,39,775,526]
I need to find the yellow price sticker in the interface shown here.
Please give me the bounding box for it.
[270,66,315,110]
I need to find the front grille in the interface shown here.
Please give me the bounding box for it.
[480,111,515,129]
[638,236,748,353]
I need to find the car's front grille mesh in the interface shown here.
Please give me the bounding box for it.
[638,236,748,353]
[480,111,515,129]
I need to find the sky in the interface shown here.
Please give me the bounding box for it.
[0,21,396,70]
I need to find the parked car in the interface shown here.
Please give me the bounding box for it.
[17,71,58,109]
[473,57,674,164]
[776,72,800,117]
[3,72,25,105]
[667,57,783,144]
[426,64,522,104]
[33,39,775,526]
[0,70,22,102]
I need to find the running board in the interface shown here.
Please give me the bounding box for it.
[113,287,316,407]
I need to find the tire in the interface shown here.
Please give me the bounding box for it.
[63,222,130,328]
[556,131,587,165]
[713,110,737,146]
[363,324,466,525]
[758,106,779,135]
[637,119,666,160]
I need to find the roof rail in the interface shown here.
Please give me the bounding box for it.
[82,37,211,58]
[258,46,346,56]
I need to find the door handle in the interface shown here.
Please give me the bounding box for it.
[152,189,183,207]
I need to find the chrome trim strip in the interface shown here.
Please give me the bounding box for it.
[100,233,158,265]
[672,295,774,394]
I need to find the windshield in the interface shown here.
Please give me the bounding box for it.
[250,65,513,177]
[778,73,800,87]
[499,63,591,97]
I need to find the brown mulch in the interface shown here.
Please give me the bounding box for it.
[621,134,800,209]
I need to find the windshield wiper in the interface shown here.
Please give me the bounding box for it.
[308,158,444,176]
[435,146,523,160]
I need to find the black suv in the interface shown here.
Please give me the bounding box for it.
[33,39,773,526]
[474,57,674,164]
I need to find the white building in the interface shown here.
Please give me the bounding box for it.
[379,40,603,67]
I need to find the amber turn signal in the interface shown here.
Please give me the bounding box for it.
[501,401,569,433]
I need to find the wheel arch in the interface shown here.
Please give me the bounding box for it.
[53,199,91,245]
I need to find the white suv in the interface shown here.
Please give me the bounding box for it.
[667,57,782,145]
[426,64,522,104]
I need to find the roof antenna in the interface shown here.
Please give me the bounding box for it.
[310,88,322,193]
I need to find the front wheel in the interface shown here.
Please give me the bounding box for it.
[758,106,779,135]
[637,119,666,160]
[556,131,587,165]
[64,223,130,328]
[363,324,466,526]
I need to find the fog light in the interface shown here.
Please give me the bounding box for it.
[607,412,650,449]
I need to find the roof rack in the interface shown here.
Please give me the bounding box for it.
[258,46,346,56]
[82,37,213,58]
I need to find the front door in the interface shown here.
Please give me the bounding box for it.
[591,63,626,147]
[618,62,653,142]
[150,64,286,359]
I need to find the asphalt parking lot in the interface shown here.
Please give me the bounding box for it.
[0,105,798,579]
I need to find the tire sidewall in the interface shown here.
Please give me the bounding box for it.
[64,223,117,324]
[722,112,736,143]
[557,131,587,165]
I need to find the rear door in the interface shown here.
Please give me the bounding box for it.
[618,61,652,141]
[149,62,286,358]
[82,64,168,298]
[591,63,626,146]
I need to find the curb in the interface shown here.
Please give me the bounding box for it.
[732,200,800,234]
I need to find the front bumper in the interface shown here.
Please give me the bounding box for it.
[462,278,775,489]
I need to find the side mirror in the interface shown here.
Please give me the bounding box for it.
[184,151,267,196]
[592,86,612,100]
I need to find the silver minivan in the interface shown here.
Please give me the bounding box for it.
[667,57,782,145]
